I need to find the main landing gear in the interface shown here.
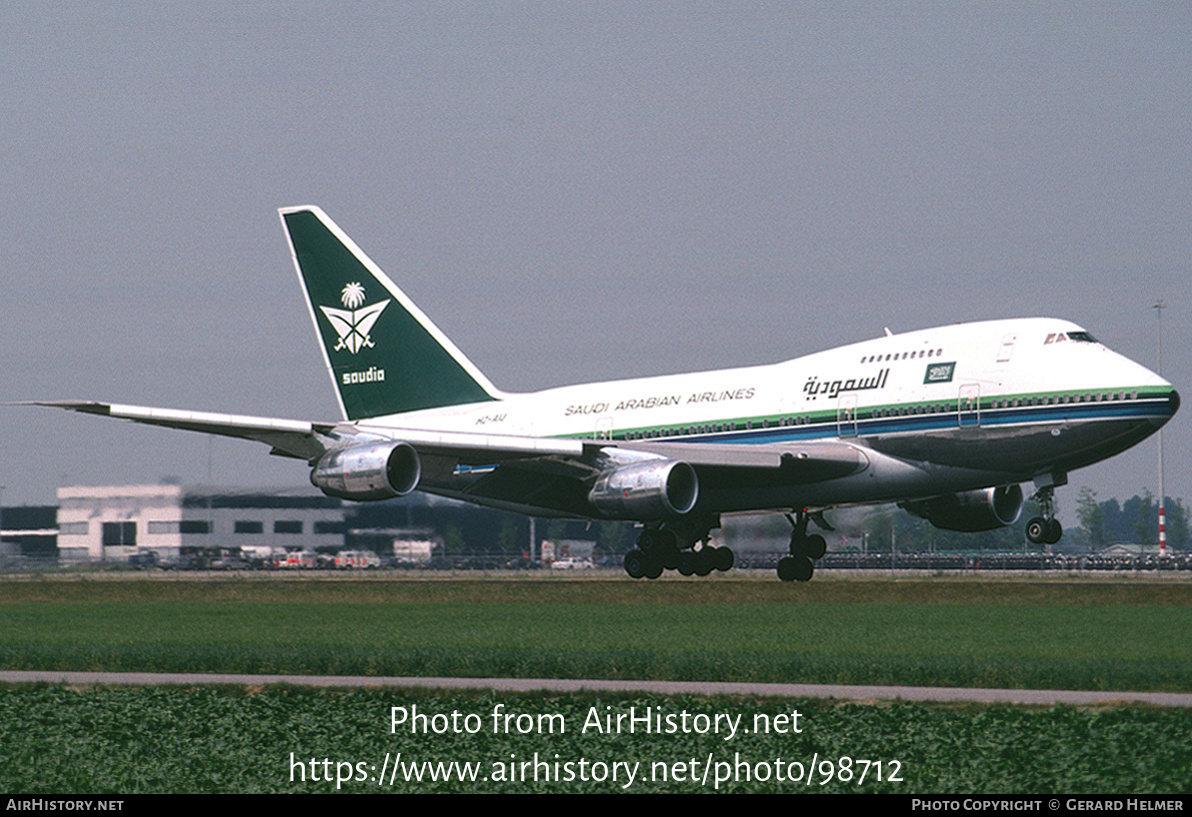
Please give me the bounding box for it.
[1025,485,1063,545]
[623,519,733,579]
[777,510,827,582]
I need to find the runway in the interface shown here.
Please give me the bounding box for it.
[3,670,1190,707]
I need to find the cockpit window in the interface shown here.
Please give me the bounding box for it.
[1044,331,1098,345]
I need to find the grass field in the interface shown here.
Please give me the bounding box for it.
[4,685,1191,793]
[2,574,1191,794]
[1,574,1190,691]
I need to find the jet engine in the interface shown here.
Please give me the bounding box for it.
[901,484,1024,532]
[310,441,421,501]
[588,459,699,519]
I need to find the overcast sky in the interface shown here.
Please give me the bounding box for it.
[3,3,1188,520]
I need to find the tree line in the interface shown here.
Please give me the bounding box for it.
[1074,488,1188,550]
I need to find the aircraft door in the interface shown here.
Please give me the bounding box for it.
[958,383,981,427]
[996,333,1017,363]
[837,395,858,437]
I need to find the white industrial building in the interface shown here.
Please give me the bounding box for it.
[55,484,345,563]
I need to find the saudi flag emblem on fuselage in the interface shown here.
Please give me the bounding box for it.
[320,282,390,354]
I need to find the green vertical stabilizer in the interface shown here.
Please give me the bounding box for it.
[281,207,500,421]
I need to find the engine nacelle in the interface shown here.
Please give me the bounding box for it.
[310,441,421,501]
[588,459,699,519]
[901,484,1024,532]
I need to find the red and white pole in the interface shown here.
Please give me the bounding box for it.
[1159,502,1167,556]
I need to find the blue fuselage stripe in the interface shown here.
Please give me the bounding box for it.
[666,399,1173,447]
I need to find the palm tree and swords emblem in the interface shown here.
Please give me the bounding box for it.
[319,282,390,354]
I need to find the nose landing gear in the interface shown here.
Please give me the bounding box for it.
[1025,485,1063,545]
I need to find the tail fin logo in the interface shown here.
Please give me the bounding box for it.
[319,282,390,354]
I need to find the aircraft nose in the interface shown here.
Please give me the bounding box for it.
[1169,389,1181,416]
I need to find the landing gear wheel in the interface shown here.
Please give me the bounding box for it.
[660,540,680,571]
[777,556,798,582]
[1044,518,1063,544]
[643,558,664,580]
[676,550,696,576]
[623,549,646,579]
[713,546,734,572]
[805,534,827,560]
[793,556,814,582]
[694,548,715,577]
[777,555,814,582]
[637,528,663,556]
[1025,517,1048,545]
[638,528,680,569]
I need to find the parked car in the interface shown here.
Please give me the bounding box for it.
[550,557,593,570]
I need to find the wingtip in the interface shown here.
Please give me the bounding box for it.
[6,400,114,416]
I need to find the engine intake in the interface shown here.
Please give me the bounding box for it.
[588,459,699,519]
[901,484,1024,532]
[311,441,421,501]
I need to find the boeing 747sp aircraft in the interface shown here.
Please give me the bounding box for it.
[32,207,1180,581]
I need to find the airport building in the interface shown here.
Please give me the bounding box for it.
[0,505,58,563]
[55,484,345,564]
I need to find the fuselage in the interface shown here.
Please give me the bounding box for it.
[354,317,1178,516]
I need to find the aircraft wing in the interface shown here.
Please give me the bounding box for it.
[24,401,868,515]
[24,401,338,462]
[23,401,591,468]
